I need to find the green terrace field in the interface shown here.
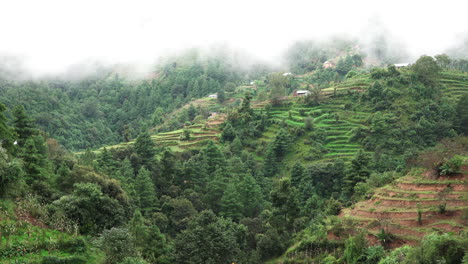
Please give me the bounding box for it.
[254,97,371,167]
[322,74,373,95]
[440,71,468,100]
[95,115,225,153]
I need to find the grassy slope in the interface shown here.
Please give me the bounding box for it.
[0,200,103,263]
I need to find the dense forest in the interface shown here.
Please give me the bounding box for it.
[1,42,467,264]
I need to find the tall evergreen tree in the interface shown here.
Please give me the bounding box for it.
[135,167,158,214]
[202,140,225,174]
[21,137,46,184]
[342,150,371,198]
[238,173,264,218]
[118,158,137,205]
[272,129,290,157]
[220,181,243,221]
[263,146,278,178]
[270,178,300,230]
[0,103,14,152]
[134,132,155,167]
[290,162,305,188]
[98,147,118,174]
[205,167,227,213]
[12,105,36,145]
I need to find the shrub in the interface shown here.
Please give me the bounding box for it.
[438,203,447,214]
[57,237,87,253]
[404,233,466,264]
[98,227,138,264]
[304,117,314,131]
[298,109,306,116]
[438,155,463,176]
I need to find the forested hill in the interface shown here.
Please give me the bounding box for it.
[1,49,468,264]
[0,52,270,151]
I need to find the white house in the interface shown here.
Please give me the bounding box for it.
[208,93,218,99]
[394,63,410,68]
[283,72,292,76]
[294,90,311,96]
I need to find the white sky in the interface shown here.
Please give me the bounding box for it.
[0,0,467,74]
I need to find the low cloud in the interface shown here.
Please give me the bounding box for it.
[0,0,466,77]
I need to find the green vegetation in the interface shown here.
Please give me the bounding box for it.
[0,50,467,263]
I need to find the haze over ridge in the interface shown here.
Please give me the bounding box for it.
[0,0,467,75]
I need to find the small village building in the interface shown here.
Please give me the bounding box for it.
[208,93,218,99]
[293,90,311,97]
[323,61,335,69]
[394,63,410,68]
[283,72,292,76]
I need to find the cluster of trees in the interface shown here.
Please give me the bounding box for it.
[351,56,466,171]
[0,52,251,151]
[283,38,359,74]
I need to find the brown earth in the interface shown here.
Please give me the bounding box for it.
[335,169,468,248]
[15,210,49,229]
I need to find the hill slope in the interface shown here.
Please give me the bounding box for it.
[340,164,467,247]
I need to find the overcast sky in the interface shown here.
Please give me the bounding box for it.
[0,0,467,74]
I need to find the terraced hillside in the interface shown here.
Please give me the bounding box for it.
[340,165,468,247]
[440,71,468,100]
[254,98,370,165]
[153,116,224,151]
[99,113,225,153]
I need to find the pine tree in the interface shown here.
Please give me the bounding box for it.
[220,181,243,221]
[205,168,227,213]
[21,137,45,183]
[135,167,158,214]
[230,136,243,155]
[134,132,155,167]
[129,209,147,248]
[202,141,225,174]
[187,104,197,121]
[238,173,264,217]
[221,123,236,142]
[270,178,300,230]
[0,103,14,152]
[272,129,290,157]
[98,147,118,174]
[118,158,137,205]
[290,162,305,188]
[342,150,371,198]
[158,150,178,189]
[128,209,168,262]
[263,146,278,177]
[217,89,226,103]
[12,105,36,145]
